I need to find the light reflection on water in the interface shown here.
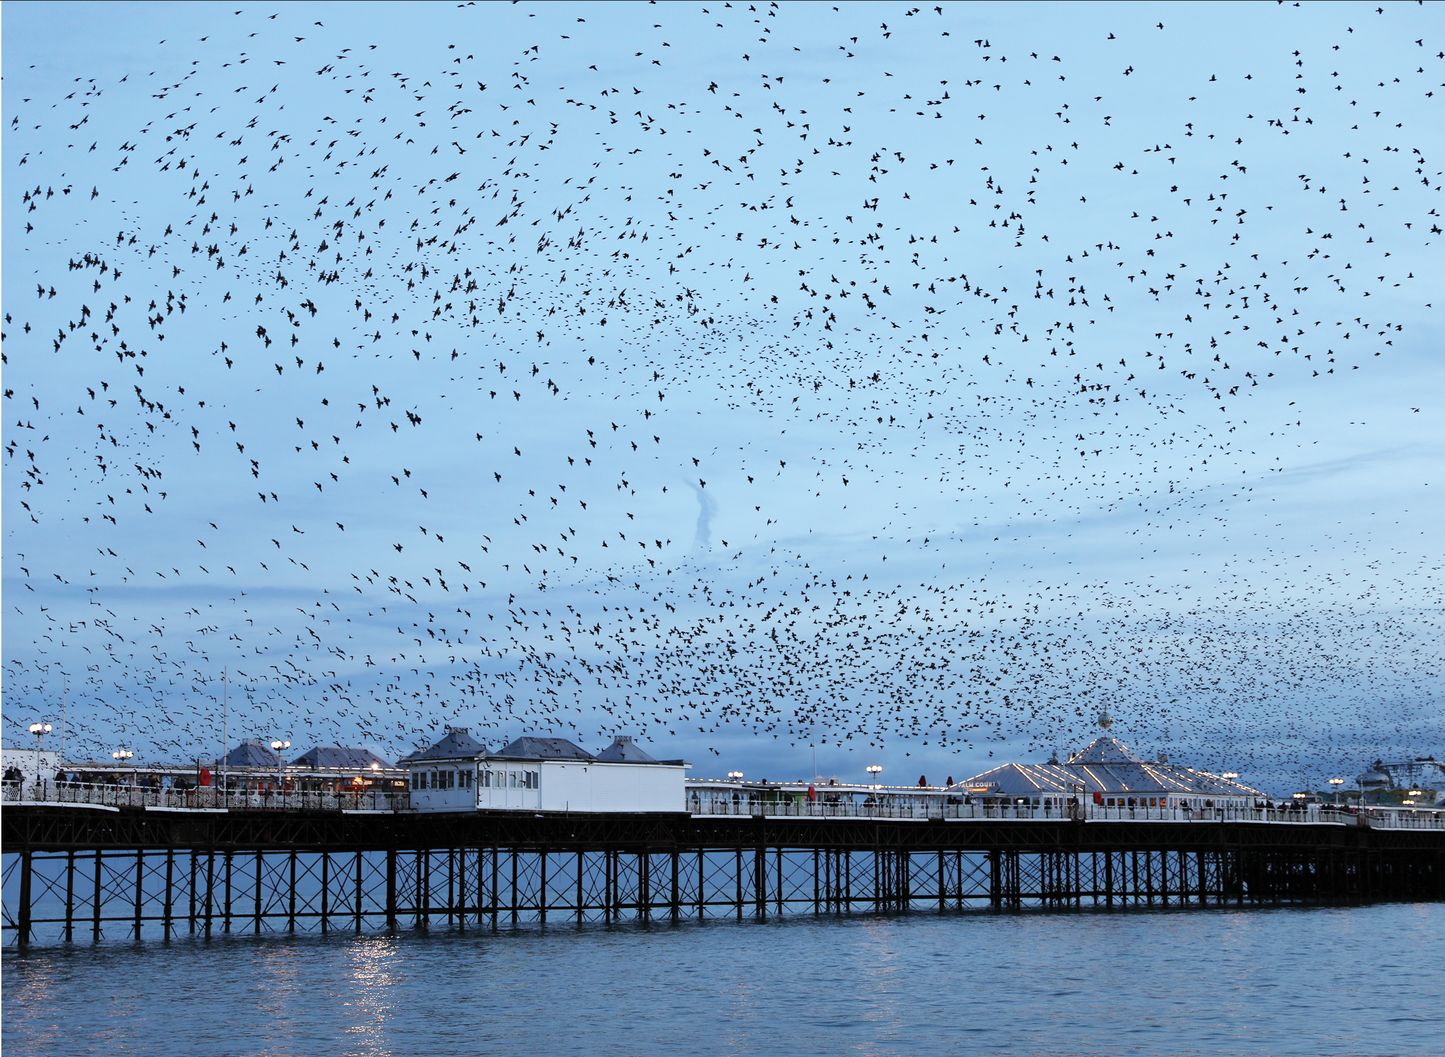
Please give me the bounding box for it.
[3,904,1442,1057]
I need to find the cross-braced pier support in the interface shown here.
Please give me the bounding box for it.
[3,809,1440,945]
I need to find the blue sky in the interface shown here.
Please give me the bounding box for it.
[3,1,1442,791]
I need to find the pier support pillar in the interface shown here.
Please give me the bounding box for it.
[287,850,298,933]
[385,847,398,931]
[162,850,174,942]
[92,850,103,941]
[133,849,144,940]
[65,850,77,942]
[354,851,364,934]
[17,850,33,949]
[735,846,744,921]
[696,847,706,920]
[320,851,331,934]
[670,847,680,924]
[204,851,215,938]
[224,852,234,933]
[576,850,585,925]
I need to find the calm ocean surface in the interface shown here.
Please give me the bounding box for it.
[3,903,1442,1057]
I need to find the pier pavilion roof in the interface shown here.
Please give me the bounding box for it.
[291,745,395,770]
[954,762,1071,797]
[955,737,1262,799]
[223,739,281,768]
[594,735,658,763]
[1068,736,1146,766]
[401,727,487,765]
[497,735,595,761]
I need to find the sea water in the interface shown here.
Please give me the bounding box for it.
[3,902,1441,1056]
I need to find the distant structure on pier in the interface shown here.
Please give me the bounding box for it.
[954,735,1262,810]
[292,745,394,771]
[1361,758,1444,804]
[223,739,283,768]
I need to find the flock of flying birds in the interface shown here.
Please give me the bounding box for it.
[3,2,1441,789]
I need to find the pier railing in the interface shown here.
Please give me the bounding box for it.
[1363,807,1445,830]
[5,779,1441,829]
[1,780,405,813]
[687,798,1445,828]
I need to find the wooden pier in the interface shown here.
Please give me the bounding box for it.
[4,807,1442,945]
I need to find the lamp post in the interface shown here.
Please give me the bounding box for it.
[1328,777,1344,805]
[1221,771,1239,814]
[866,764,883,789]
[221,667,228,796]
[726,771,744,815]
[112,749,134,790]
[271,739,291,798]
[28,722,52,795]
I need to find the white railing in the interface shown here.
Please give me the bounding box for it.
[691,798,948,820]
[687,799,1176,822]
[687,797,1445,828]
[5,779,1440,828]
[1362,807,1445,829]
[1,780,407,812]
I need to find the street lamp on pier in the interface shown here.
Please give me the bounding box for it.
[270,739,291,796]
[1220,771,1240,812]
[1328,777,1345,805]
[866,764,883,789]
[726,771,744,814]
[28,722,52,793]
[112,750,134,789]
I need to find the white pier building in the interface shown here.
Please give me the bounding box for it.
[402,728,687,814]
